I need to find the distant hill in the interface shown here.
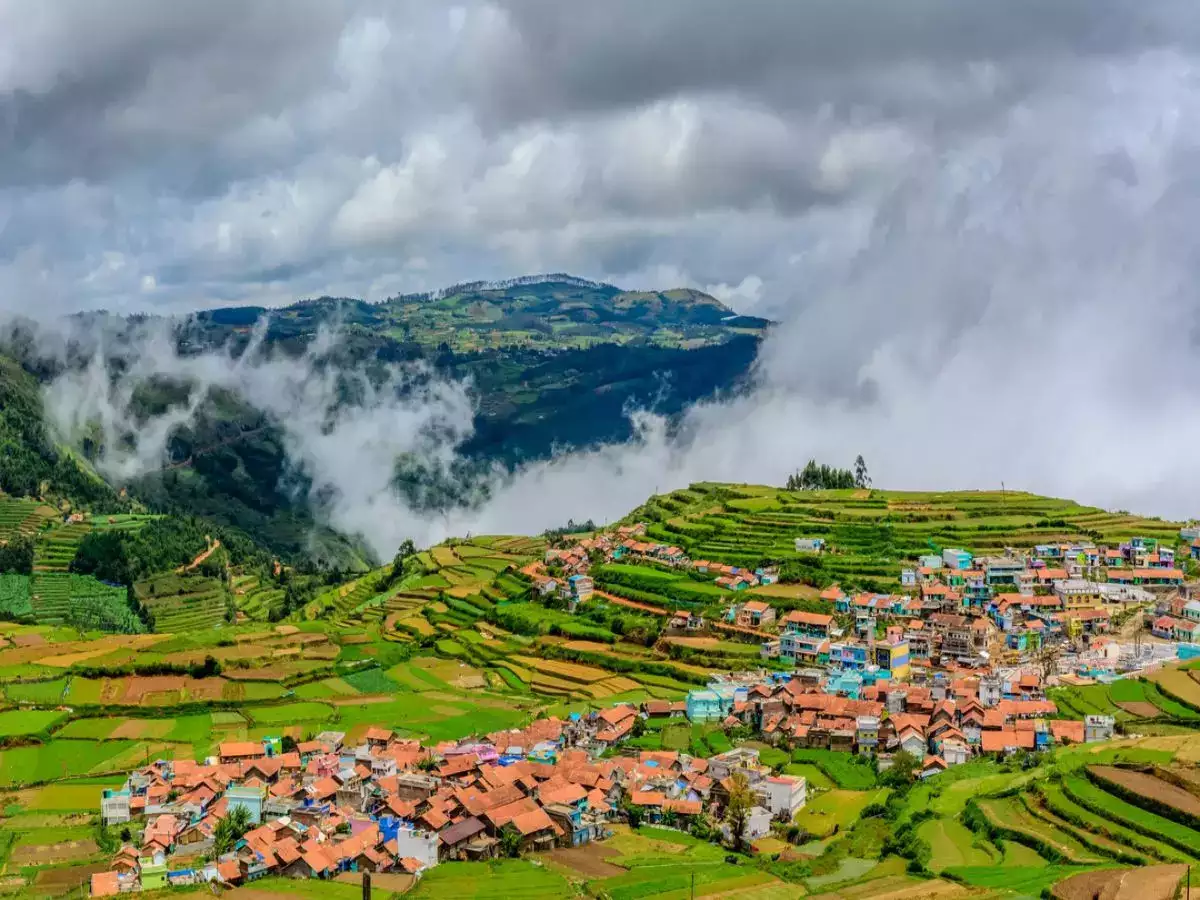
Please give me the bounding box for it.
[0,276,767,568]
[189,275,770,353]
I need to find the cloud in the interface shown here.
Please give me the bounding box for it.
[5,0,1200,542]
[42,318,478,557]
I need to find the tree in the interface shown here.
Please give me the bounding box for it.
[854,455,871,489]
[212,805,252,856]
[879,750,919,788]
[631,717,646,738]
[785,459,857,491]
[416,755,438,772]
[622,798,645,829]
[499,824,523,858]
[390,539,417,585]
[723,772,754,851]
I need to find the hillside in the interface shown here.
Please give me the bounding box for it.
[1,276,767,567]
[0,482,1199,899]
[188,275,770,353]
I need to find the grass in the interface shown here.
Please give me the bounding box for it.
[794,789,889,838]
[0,709,67,736]
[408,859,575,899]
[1061,773,1200,853]
[919,817,997,870]
[790,749,877,789]
[227,878,364,899]
[4,678,68,703]
[977,796,1102,862]
[0,740,137,786]
[245,702,334,725]
[782,762,834,790]
[946,865,1081,898]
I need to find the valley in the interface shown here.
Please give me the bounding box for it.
[1,483,1199,898]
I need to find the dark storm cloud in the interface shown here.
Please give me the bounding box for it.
[0,0,352,188]
[474,0,1194,123]
[6,0,1190,316]
[4,0,1200,538]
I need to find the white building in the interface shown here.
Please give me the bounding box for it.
[756,775,807,820]
[1084,715,1115,743]
[392,826,440,870]
[101,788,131,825]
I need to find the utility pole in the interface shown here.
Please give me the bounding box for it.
[690,869,695,900]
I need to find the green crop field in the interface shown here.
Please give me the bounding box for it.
[409,859,575,899]
[790,749,878,789]
[0,709,67,736]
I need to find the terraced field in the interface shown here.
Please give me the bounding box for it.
[232,573,286,621]
[0,497,56,543]
[1051,675,1200,723]
[33,522,92,572]
[135,573,229,632]
[630,484,1186,593]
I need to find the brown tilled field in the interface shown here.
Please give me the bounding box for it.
[1053,864,1186,900]
[1115,701,1162,718]
[542,844,627,878]
[1089,766,1200,818]
[11,838,98,865]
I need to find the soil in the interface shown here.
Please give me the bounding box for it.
[11,838,98,865]
[1114,701,1162,718]
[664,636,721,649]
[1089,765,1200,818]
[333,871,416,892]
[331,694,392,705]
[1053,864,1187,900]
[33,862,108,890]
[543,844,628,878]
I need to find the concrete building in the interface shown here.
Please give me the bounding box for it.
[101,788,131,826]
[757,775,807,820]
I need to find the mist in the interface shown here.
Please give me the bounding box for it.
[11,5,1200,555]
[37,47,1200,557]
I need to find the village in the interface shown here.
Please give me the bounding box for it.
[82,519,1200,895]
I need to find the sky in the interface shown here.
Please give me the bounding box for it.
[7,1,1200,547]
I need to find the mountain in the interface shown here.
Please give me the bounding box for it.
[0,276,768,567]
[188,275,770,353]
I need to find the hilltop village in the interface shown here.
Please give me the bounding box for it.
[83,504,1200,895]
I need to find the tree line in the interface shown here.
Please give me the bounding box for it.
[785,456,871,491]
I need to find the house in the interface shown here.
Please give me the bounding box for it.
[940,739,970,766]
[1084,715,1115,743]
[225,785,266,825]
[101,788,131,826]
[780,610,834,640]
[735,601,776,629]
[741,806,773,841]
[855,716,880,753]
[439,817,491,862]
[1152,615,1180,639]
[897,727,927,758]
[901,568,917,588]
[670,610,705,630]
[565,574,594,604]
[873,640,910,680]
[794,538,825,553]
[942,548,972,570]
[218,741,266,764]
[685,687,738,723]
[510,808,559,853]
[920,756,948,778]
[756,776,807,820]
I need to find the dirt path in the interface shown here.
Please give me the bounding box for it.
[177,539,221,573]
[595,590,668,616]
